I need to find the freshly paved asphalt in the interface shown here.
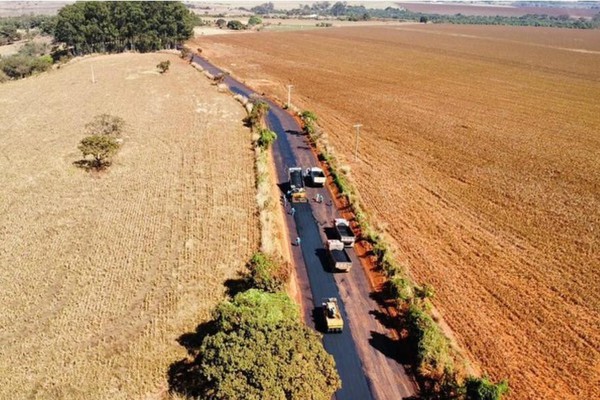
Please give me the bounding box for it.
[191,54,416,400]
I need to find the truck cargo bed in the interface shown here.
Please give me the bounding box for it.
[331,249,351,263]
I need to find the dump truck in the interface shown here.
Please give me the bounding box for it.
[326,239,352,272]
[308,167,326,187]
[322,297,343,333]
[334,218,356,247]
[288,167,307,202]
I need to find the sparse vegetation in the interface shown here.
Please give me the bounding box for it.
[248,15,263,26]
[157,60,171,74]
[85,114,125,136]
[246,252,289,292]
[257,128,277,149]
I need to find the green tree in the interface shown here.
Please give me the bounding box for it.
[248,15,263,26]
[226,20,245,30]
[78,135,120,169]
[193,290,341,400]
[54,1,194,55]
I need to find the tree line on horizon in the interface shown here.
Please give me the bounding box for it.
[250,1,600,29]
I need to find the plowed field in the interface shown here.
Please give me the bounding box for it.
[192,25,600,399]
[0,53,258,399]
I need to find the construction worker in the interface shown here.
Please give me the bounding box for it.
[296,236,301,246]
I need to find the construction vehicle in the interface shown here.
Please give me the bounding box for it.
[334,218,356,247]
[288,167,308,202]
[322,297,343,333]
[308,167,326,187]
[326,239,352,272]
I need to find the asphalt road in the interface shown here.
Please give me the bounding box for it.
[191,54,417,400]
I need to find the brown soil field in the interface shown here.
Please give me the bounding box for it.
[0,53,258,399]
[192,24,600,399]
[398,2,600,18]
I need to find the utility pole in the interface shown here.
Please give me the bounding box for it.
[286,84,294,108]
[353,124,362,162]
[91,64,96,84]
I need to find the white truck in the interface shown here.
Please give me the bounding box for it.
[326,239,352,272]
[334,218,356,247]
[308,167,326,187]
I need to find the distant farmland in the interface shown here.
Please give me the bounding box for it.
[397,2,600,18]
[0,53,258,398]
[193,25,600,399]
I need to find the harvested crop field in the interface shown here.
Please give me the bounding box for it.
[193,24,600,399]
[0,53,258,399]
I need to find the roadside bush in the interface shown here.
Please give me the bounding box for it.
[389,276,414,304]
[180,45,191,59]
[245,100,270,129]
[464,376,509,400]
[406,304,454,380]
[246,252,289,292]
[257,128,277,149]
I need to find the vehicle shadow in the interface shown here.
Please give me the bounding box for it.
[314,248,332,273]
[312,306,326,333]
[323,226,337,240]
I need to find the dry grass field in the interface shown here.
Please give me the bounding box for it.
[0,53,258,399]
[193,25,600,399]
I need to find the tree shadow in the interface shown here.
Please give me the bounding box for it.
[168,320,220,397]
[73,159,108,172]
[368,331,415,366]
[176,320,219,356]
[224,277,251,298]
[369,308,397,331]
[168,358,206,398]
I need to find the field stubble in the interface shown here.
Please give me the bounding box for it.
[193,24,600,399]
[0,53,258,398]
